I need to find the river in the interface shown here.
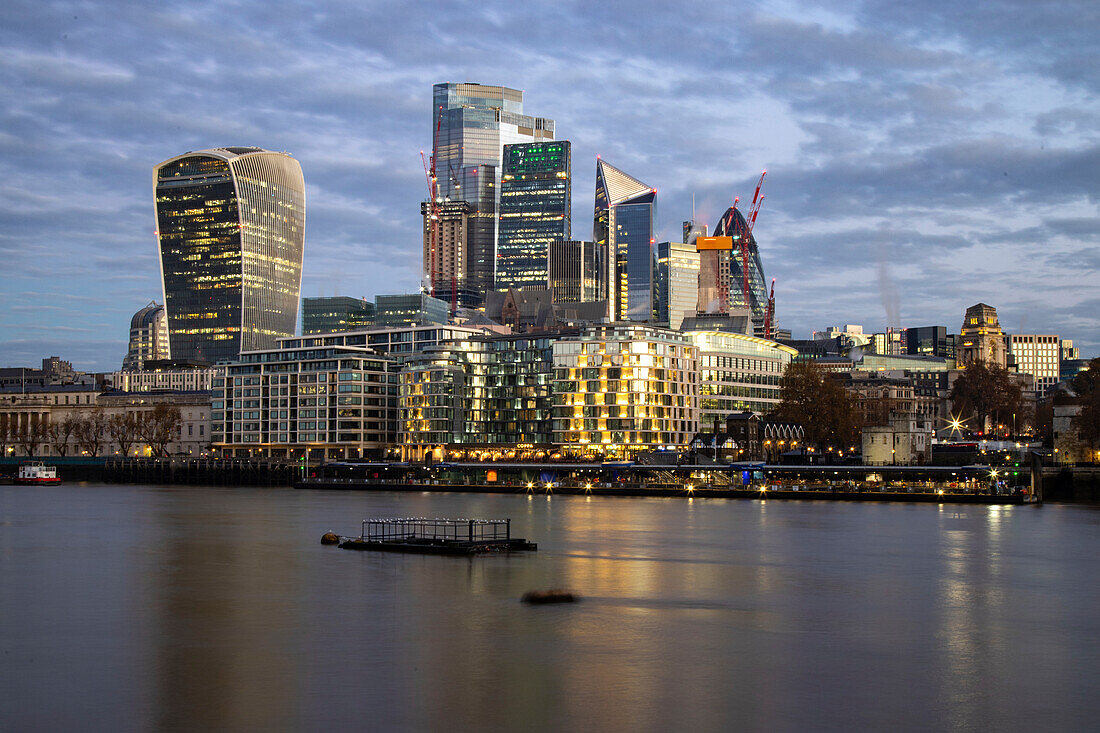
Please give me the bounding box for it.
[2,483,1098,731]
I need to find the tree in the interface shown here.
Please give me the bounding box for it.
[18,420,49,457]
[772,362,860,453]
[107,413,143,457]
[1071,358,1100,451]
[949,362,1024,435]
[139,405,182,458]
[73,409,109,457]
[46,415,80,457]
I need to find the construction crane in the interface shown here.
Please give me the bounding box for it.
[732,170,766,312]
[764,278,776,339]
[420,108,445,298]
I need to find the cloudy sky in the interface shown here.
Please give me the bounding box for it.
[1,0,1097,371]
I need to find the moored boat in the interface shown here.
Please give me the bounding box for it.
[14,461,61,485]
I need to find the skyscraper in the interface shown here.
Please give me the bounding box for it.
[549,240,605,304]
[497,140,571,290]
[654,241,700,329]
[711,206,768,326]
[122,301,169,370]
[594,159,656,322]
[154,147,305,364]
[428,83,555,307]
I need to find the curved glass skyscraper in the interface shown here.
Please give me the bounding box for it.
[154,147,305,364]
[712,206,767,324]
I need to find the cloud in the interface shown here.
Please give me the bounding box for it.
[0,0,1098,366]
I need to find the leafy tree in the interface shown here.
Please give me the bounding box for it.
[73,409,109,456]
[107,413,142,457]
[949,362,1024,435]
[139,405,182,458]
[1071,359,1100,450]
[46,415,80,457]
[773,362,859,452]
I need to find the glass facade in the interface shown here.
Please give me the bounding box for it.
[551,325,699,458]
[497,141,571,290]
[594,160,656,322]
[549,240,605,304]
[155,148,305,365]
[431,83,555,307]
[301,296,375,335]
[685,330,797,422]
[711,207,767,326]
[374,293,450,328]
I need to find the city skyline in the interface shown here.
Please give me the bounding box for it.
[1,0,1097,370]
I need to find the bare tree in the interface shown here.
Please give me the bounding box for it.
[19,420,49,457]
[139,405,183,458]
[107,413,142,457]
[46,415,80,457]
[73,409,109,457]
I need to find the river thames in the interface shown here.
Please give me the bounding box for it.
[2,483,1099,731]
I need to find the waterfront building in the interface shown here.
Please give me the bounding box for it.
[430,83,555,307]
[497,141,571,291]
[123,302,170,370]
[398,332,565,461]
[862,413,933,466]
[373,293,450,328]
[655,240,700,329]
[422,199,476,308]
[301,296,375,334]
[684,330,797,423]
[594,159,656,322]
[957,303,1007,368]
[1008,334,1062,396]
[154,147,306,364]
[548,239,606,304]
[551,324,699,458]
[211,344,397,460]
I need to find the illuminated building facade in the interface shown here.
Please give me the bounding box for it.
[154,147,305,364]
[551,324,699,457]
[549,240,606,304]
[497,141,571,290]
[431,83,555,306]
[957,302,1007,368]
[594,160,656,322]
[122,301,170,370]
[398,333,563,461]
[301,296,375,334]
[685,330,797,423]
[1008,334,1062,396]
[655,241,700,329]
[422,199,475,308]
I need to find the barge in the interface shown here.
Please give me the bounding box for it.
[332,517,537,555]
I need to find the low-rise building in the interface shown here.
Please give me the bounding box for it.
[863,414,933,466]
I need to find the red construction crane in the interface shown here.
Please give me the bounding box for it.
[764,278,776,339]
[420,108,445,298]
[732,170,766,312]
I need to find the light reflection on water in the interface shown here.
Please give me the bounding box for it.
[1,485,1099,731]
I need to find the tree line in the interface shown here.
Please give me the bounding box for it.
[0,405,184,458]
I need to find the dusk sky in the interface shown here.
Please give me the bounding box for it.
[1,0,1097,371]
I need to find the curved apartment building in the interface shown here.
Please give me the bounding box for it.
[154,147,305,364]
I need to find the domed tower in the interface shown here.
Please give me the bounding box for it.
[122,301,169,371]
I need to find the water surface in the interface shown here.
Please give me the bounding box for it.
[2,484,1098,731]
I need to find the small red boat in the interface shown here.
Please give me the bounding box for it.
[14,461,61,485]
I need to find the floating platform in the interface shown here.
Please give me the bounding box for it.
[331,517,536,556]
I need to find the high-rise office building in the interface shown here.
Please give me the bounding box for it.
[594,159,656,322]
[709,206,768,326]
[1008,334,1061,395]
[548,240,605,304]
[122,301,170,370]
[428,83,555,308]
[154,147,305,364]
[497,141,571,290]
[301,296,375,334]
[655,241,700,329]
[422,199,475,308]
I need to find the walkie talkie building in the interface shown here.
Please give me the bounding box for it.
[154,147,305,364]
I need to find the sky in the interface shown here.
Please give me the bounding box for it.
[0,0,1097,371]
